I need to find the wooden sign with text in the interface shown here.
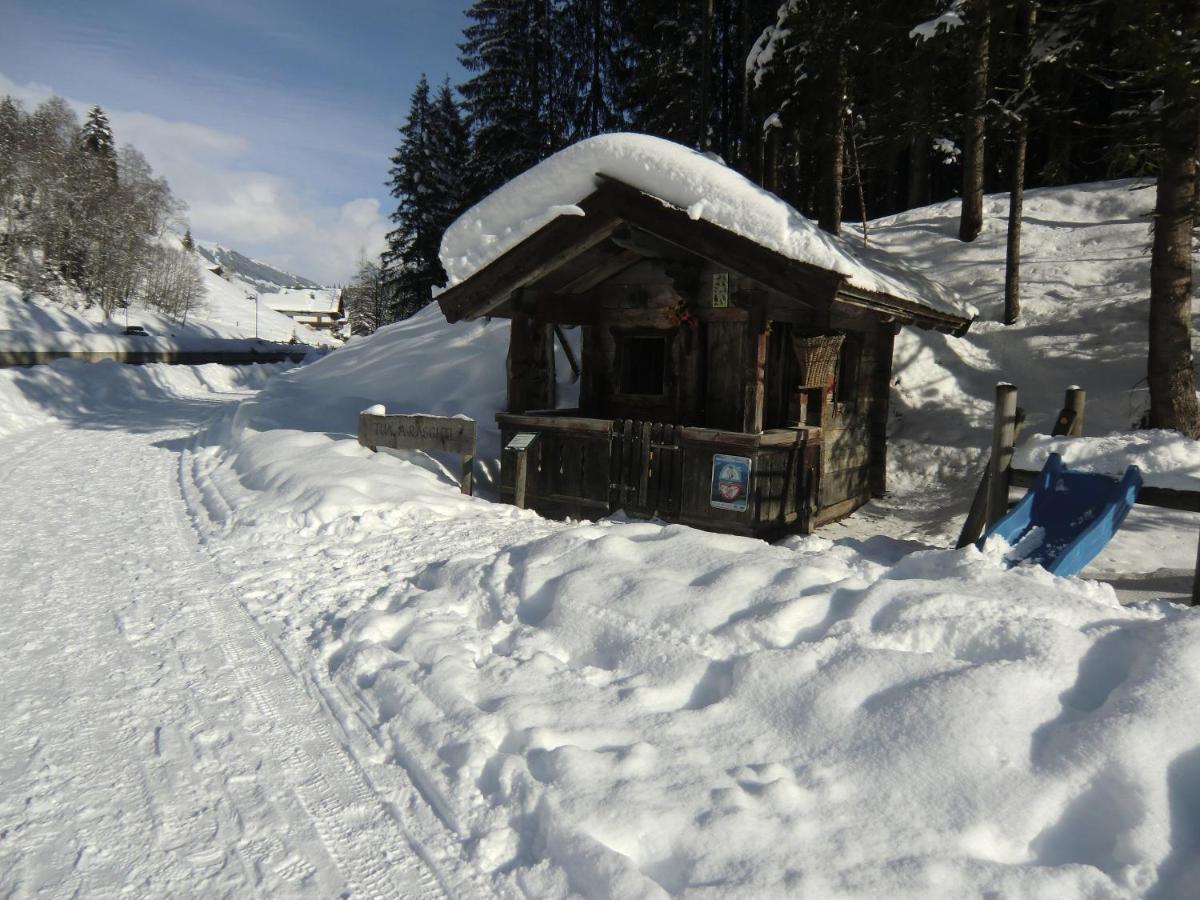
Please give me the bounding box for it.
[358,412,476,494]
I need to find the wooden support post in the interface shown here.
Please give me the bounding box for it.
[460,454,474,496]
[1192,528,1200,607]
[985,383,1019,528]
[513,450,529,509]
[507,306,555,413]
[742,308,768,434]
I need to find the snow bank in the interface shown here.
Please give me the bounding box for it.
[0,356,286,439]
[440,133,973,318]
[1016,431,1200,493]
[193,304,579,529]
[304,511,1199,897]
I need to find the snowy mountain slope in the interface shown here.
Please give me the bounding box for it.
[196,242,323,293]
[167,179,1200,898]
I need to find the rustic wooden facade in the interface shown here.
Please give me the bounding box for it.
[438,177,971,538]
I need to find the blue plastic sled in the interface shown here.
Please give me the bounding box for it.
[978,453,1142,576]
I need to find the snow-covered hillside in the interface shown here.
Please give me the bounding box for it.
[139,179,1199,897]
[0,242,336,353]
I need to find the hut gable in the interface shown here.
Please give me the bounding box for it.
[434,134,972,538]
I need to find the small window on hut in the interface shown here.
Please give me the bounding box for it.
[619,335,667,395]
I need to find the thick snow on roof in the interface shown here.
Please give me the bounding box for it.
[260,288,342,315]
[441,133,974,319]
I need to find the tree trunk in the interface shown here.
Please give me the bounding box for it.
[738,0,752,173]
[1003,1,1035,325]
[1147,79,1200,437]
[818,52,847,235]
[698,0,714,150]
[959,0,990,242]
[907,134,931,210]
[1003,122,1027,324]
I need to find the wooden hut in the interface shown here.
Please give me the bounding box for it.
[437,166,971,539]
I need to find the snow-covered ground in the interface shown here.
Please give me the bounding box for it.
[3,178,1200,898]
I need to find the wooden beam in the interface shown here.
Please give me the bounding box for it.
[436,193,623,322]
[558,247,642,294]
[553,325,580,380]
[834,284,973,335]
[496,412,613,434]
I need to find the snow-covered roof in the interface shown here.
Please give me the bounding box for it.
[260,288,342,315]
[440,133,974,321]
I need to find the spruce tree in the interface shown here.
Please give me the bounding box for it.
[748,0,867,233]
[80,105,117,183]
[459,0,557,199]
[384,76,471,321]
[628,2,706,147]
[554,0,634,142]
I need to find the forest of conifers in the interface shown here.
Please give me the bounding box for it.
[379,0,1194,316]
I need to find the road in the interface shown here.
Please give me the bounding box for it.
[0,384,445,898]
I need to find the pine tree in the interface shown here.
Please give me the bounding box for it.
[628,2,706,147]
[554,0,634,142]
[748,0,867,234]
[383,76,471,321]
[80,105,117,183]
[459,0,557,200]
[182,227,195,252]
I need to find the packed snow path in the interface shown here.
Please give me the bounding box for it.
[0,392,445,897]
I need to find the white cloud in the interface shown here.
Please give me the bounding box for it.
[0,72,387,284]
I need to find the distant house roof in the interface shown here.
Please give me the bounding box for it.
[437,134,973,334]
[260,288,343,316]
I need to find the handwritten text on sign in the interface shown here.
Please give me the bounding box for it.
[358,413,477,457]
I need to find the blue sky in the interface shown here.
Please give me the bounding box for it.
[0,0,472,282]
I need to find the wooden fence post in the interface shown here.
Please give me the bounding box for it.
[957,405,1025,548]
[1065,386,1086,436]
[985,383,1019,528]
[1053,386,1087,437]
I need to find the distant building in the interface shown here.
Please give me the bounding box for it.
[259,288,344,332]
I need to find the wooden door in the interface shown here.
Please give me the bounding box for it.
[609,419,682,519]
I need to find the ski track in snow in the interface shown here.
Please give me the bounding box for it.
[0,392,445,898]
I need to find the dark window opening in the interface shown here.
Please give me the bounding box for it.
[619,336,667,395]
